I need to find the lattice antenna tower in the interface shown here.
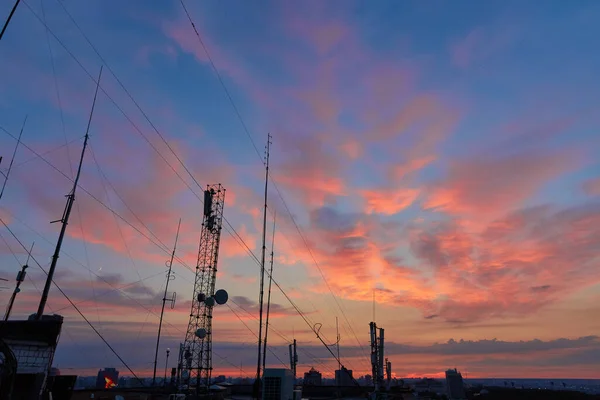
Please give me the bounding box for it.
[182,184,226,392]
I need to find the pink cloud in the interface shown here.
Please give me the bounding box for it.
[423,149,583,221]
[361,188,420,215]
[583,177,600,196]
[339,139,363,160]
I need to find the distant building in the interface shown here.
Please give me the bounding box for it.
[263,368,295,400]
[96,367,119,389]
[445,368,466,399]
[335,367,353,386]
[303,367,322,386]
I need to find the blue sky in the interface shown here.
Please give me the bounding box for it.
[1,0,599,378]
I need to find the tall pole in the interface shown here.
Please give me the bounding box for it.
[35,66,102,320]
[153,219,181,386]
[336,316,341,397]
[0,0,21,42]
[164,348,170,387]
[4,242,33,320]
[262,211,276,372]
[0,115,27,202]
[255,133,271,397]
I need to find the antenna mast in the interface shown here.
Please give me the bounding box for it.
[35,66,102,320]
[152,219,181,386]
[0,0,21,42]
[255,133,271,396]
[262,211,276,371]
[0,115,27,202]
[181,184,226,394]
[288,339,297,378]
[4,242,33,320]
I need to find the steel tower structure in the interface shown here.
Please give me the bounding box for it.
[182,184,225,392]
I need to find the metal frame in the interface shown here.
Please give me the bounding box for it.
[182,184,225,392]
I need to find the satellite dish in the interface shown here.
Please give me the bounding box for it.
[204,296,215,307]
[214,289,228,305]
[197,293,206,303]
[195,328,207,339]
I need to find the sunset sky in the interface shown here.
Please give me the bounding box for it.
[1,0,600,379]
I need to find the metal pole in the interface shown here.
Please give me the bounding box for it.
[0,115,27,202]
[4,242,33,321]
[35,66,102,320]
[336,317,340,397]
[255,133,271,398]
[152,219,181,386]
[262,211,276,372]
[0,0,21,42]
[164,348,170,387]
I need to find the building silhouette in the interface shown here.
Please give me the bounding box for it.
[303,367,322,386]
[445,368,465,399]
[96,367,119,389]
[335,367,353,386]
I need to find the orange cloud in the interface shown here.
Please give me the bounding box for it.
[423,149,582,221]
[220,224,257,259]
[361,188,420,215]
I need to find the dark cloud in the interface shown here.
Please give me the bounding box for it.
[229,296,295,317]
[96,273,123,286]
[54,332,600,376]
[530,285,551,292]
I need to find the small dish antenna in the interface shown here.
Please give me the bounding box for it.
[195,328,207,339]
[214,289,228,305]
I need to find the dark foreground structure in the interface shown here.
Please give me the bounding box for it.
[0,315,65,399]
[467,387,600,399]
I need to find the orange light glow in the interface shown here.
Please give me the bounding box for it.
[104,376,117,389]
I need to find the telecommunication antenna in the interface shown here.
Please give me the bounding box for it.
[181,184,227,394]
[4,242,33,320]
[35,67,102,320]
[0,0,21,42]
[288,339,297,378]
[152,219,181,386]
[254,133,271,399]
[262,211,276,371]
[0,115,27,202]
[369,322,386,396]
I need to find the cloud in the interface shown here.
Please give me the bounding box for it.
[450,25,520,70]
[423,149,582,221]
[361,188,420,215]
[583,177,600,196]
[407,202,600,321]
[229,295,299,319]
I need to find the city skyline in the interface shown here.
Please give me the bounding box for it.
[1,0,599,380]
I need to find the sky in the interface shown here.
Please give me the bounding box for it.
[1,0,600,380]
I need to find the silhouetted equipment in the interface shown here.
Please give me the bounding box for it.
[255,133,272,399]
[262,211,276,372]
[288,339,297,378]
[0,0,21,42]
[181,184,226,393]
[152,219,181,387]
[0,315,64,400]
[369,321,386,397]
[4,242,33,321]
[0,115,26,202]
[36,67,102,320]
